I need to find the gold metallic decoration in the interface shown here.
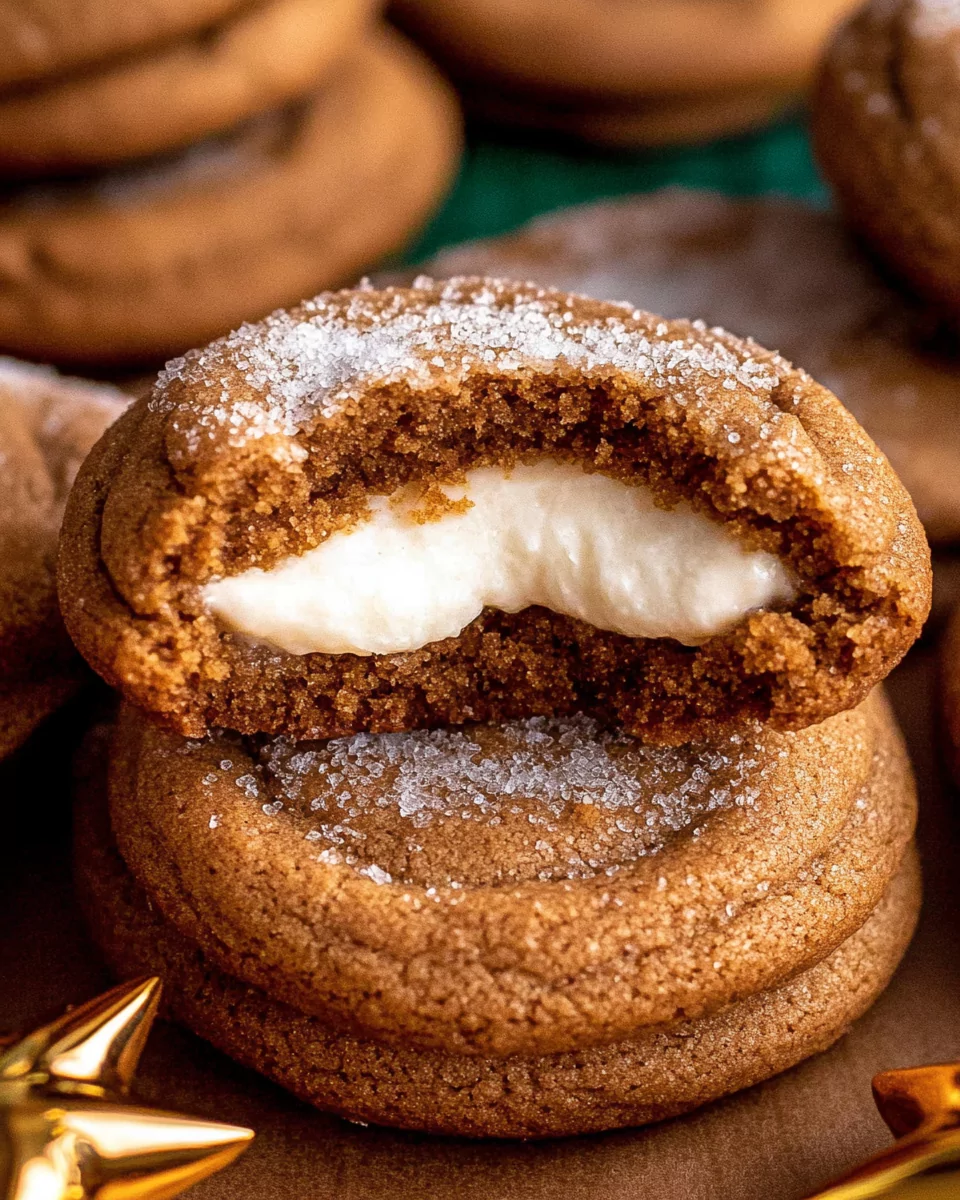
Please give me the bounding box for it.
[807,1063,960,1198]
[0,977,254,1200]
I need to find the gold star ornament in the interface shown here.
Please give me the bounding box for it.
[0,977,254,1200]
[808,1062,960,1198]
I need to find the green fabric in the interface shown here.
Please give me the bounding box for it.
[407,115,828,262]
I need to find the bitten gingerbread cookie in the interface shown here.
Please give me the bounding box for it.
[0,0,379,174]
[0,359,126,758]
[60,278,931,743]
[0,32,460,363]
[417,191,960,541]
[814,0,960,319]
[74,689,919,1135]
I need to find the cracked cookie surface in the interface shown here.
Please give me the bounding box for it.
[60,278,930,740]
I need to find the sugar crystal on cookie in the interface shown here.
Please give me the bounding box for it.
[154,277,784,448]
[257,714,764,887]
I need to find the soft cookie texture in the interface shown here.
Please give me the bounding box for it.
[0,32,461,364]
[102,691,916,1058]
[413,191,960,541]
[0,0,379,173]
[75,759,921,1138]
[60,278,930,741]
[0,359,127,758]
[814,0,960,319]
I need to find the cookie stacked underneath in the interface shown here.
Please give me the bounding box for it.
[0,0,460,364]
[63,278,931,1137]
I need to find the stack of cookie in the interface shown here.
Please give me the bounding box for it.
[64,277,931,1138]
[0,0,460,365]
[391,0,859,147]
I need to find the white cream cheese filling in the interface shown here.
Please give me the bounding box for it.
[203,461,796,656]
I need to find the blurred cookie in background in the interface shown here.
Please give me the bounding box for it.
[463,81,798,149]
[815,0,960,322]
[0,0,245,87]
[0,358,126,759]
[414,190,960,541]
[0,0,380,174]
[942,605,960,786]
[392,0,861,145]
[0,32,461,364]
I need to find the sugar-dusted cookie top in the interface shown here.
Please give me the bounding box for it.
[415,191,960,540]
[60,278,931,741]
[106,690,916,1056]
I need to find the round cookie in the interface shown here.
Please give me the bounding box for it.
[0,359,127,759]
[104,691,917,1057]
[814,0,960,319]
[59,277,930,742]
[0,0,245,89]
[0,32,461,364]
[417,191,960,542]
[391,0,861,100]
[75,761,921,1138]
[0,0,379,174]
[464,82,797,149]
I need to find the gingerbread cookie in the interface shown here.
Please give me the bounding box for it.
[0,0,244,88]
[0,32,461,363]
[0,0,379,174]
[465,82,797,149]
[76,765,920,1138]
[814,0,960,319]
[102,690,916,1057]
[0,359,126,759]
[60,277,930,742]
[418,191,960,542]
[391,0,860,100]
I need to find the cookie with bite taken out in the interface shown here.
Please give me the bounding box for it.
[59,278,931,743]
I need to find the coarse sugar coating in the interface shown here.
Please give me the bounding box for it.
[106,689,917,1057]
[413,190,960,540]
[60,278,931,741]
[814,0,960,318]
[0,359,127,759]
[74,743,921,1138]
